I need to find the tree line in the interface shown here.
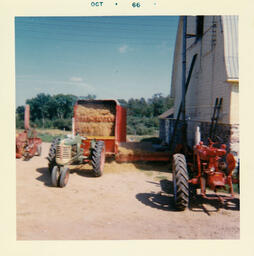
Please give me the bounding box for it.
[16,93,174,135]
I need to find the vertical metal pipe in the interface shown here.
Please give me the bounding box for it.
[181,16,187,147]
[24,104,30,130]
[182,16,187,121]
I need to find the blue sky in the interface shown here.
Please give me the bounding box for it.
[15,16,179,106]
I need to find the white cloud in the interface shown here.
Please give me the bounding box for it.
[118,44,129,54]
[19,78,94,91]
[69,76,83,82]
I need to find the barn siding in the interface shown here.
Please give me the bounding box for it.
[167,15,239,157]
[171,16,238,125]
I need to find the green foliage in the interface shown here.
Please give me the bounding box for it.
[79,94,96,100]
[16,93,174,136]
[16,115,24,129]
[124,94,174,135]
[16,106,25,120]
[53,119,72,131]
[24,93,78,126]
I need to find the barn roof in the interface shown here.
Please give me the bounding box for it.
[158,107,174,119]
[222,16,239,81]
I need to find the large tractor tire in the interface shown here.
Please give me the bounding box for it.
[47,137,60,174]
[172,153,189,211]
[91,141,105,177]
[59,167,70,188]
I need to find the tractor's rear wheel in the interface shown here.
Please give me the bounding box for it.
[51,165,61,187]
[172,153,189,211]
[48,138,60,174]
[59,167,70,188]
[91,141,105,177]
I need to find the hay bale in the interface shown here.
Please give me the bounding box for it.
[75,103,116,136]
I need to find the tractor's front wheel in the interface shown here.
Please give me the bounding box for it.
[59,167,70,188]
[91,141,105,177]
[172,153,189,211]
[51,165,61,187]
[48,138,60,174]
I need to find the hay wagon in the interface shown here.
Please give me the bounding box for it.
[48,99,170,187]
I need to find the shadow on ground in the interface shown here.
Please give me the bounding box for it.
[136,192,176,211]
[135,179,176,212]
[73,169,97,178]
[189,195,240,215]
[132,161,172,173]
[36,167,98,187]
[36,167,52,187]
[136,179,240,215]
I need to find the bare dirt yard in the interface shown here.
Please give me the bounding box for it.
[16,142,240,240]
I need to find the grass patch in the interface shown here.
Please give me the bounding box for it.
[127,133,159,142]
[142,171,154,177]
[217,184,240,194]
[16,128,69,142]
[37,129,68,142]
[37,133,62,143]
[36,128,70,136]
[154,175,168,181]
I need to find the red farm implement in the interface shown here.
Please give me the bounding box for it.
[73,99,127,158]
[74,99,170,162]
[172,138,237,211]
[16,105,42,160]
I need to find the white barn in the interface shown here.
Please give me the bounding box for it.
[160,16,239,157]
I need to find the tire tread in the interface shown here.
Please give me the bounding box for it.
[173,153,189,210]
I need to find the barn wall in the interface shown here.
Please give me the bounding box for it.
[171,16,239,125]
[169,16,239,157]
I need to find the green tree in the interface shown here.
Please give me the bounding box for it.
[79,94,96,100]
[16,105,25,121]
[16,92,174,136]
[26,93,51,127]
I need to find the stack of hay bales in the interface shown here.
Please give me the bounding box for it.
[75,103,116,136]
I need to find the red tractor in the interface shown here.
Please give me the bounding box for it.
[172,138,236,210]
[16,105,42,160]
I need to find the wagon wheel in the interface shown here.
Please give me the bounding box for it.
[59,167,70,188]
[36,144,42,156]
[23,151,30,161]
[91,141,105,177]
[51,165,61,187]
[172,153,189,211]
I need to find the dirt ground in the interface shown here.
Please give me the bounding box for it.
[16,143,240,240]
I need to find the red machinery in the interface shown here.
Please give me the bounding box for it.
[73,99,127,157]
[47,99,171,187]
[172,139,236,210]
[73,99,170,162]
[16,105,42,160]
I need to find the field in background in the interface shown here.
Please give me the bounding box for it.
[16,128,70,142]
[16,128,160,143]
